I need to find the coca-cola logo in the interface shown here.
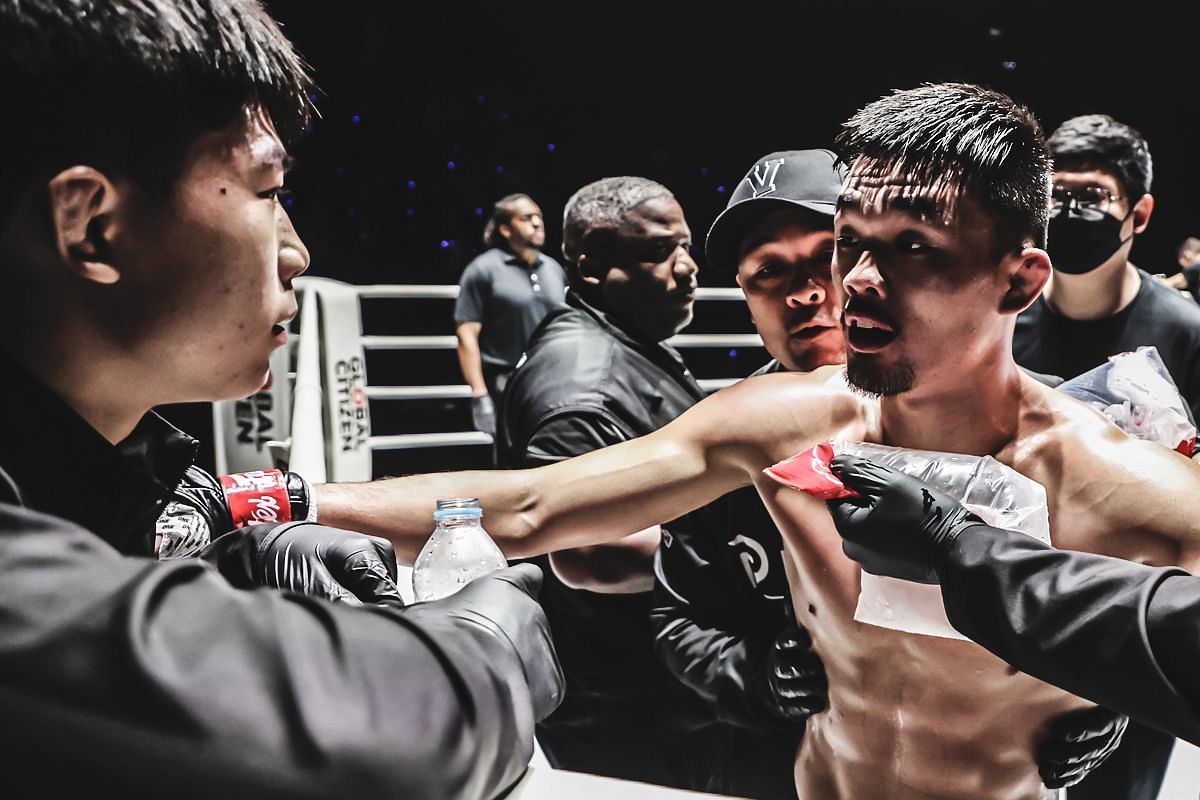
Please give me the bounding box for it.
[247,494,282,523]
[221,469,291,528]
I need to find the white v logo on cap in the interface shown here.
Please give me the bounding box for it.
[746,158,784,198]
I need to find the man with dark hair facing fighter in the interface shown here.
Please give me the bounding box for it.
[0,1,562,795]
[319,82,1200,798]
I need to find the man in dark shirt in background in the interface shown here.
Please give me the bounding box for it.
[1163,236,1200,305]
[1014,115,1200,423]
[455,193,566,437]
[1013,113,1200,800]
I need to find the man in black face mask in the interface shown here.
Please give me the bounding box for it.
[1013,114,1200,800]
[1014,114,1200,426]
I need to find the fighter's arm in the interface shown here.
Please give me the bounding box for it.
[316,371,851,564]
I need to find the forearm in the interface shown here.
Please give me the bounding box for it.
[315,469,537,563]
[941,525,1200,744]
[316,424,746,564]
[548,526,660,593]
[456,334,488,396]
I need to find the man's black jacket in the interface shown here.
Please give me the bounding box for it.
[0,462,543,798]
[942,524,1200,746]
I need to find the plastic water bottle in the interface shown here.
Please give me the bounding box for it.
[411,498,508,601]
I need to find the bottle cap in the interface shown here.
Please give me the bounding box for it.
[434,506,483,520]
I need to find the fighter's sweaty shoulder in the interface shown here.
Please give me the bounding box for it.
[710,365,871,469]
[997,375,1194,566]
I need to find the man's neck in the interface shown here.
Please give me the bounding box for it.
[876,353,1025,457]
[3,330,151,445]
[509,244,540,266]
[1043,260,1141,321]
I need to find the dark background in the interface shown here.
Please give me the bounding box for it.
[167,1,1200,475]
[269,1,1199,285]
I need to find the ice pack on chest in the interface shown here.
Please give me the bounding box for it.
[1058,346,1196,456]
[764,440,1050,640]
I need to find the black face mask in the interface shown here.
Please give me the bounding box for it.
[1047,205,1134,275]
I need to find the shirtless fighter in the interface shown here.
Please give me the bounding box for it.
[317,83,1200,798]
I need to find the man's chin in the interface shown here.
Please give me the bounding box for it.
[788,343,847,373]
[844,355,915,397]
[217,369,273,402]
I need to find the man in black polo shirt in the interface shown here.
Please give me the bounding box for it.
[455,193,566,436]
[1015,115,1200,423]
[1013,113,1200,800]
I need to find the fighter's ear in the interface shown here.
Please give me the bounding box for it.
[999,246,1051,314]
[45,166,125,285]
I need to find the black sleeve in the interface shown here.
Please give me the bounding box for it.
[650,495,789,731]
[940,525,1200,745]
[0,501,536,800]
[522,411,632,464]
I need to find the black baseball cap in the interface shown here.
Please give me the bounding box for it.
[705,149,846,272]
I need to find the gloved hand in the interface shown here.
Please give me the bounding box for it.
[826,454,985,584]
[753,625,828,724]
[471,393,496,436]
[1036,705,1129,789]
[200,521,405,608]
[406,563,564,722]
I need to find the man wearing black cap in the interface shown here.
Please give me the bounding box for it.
[650,149,842,799]
[651,149,1119,798]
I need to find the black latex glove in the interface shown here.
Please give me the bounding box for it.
[200,521,405,608]
[826,454,985,584]
[405,563,565,722]
[754,625,828,723]
[471,393,496,436]
[1036,705,1129,789]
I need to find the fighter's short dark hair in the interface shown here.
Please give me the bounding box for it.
[0,0,313,216]
[1047,114,1153,201]
[835,82,1051,255]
